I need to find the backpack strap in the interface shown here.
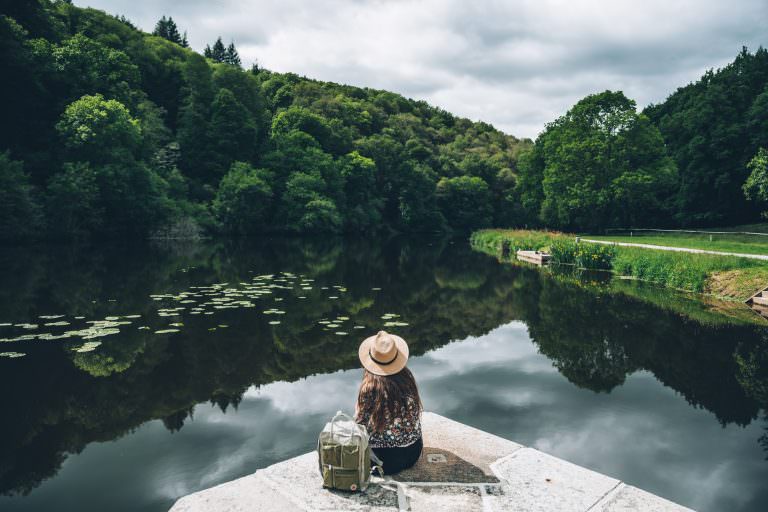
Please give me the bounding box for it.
[330,410,355,437]
[370,449,383,467]
[369,447,384,478]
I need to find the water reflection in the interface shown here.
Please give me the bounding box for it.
[0,237,766,511]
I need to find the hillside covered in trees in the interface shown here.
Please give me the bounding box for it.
[2,2,767,240]
[518,48,768,231]
[0,0,530,240]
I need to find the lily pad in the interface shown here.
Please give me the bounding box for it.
[0,351,25,358]
[73,341,102,353]
[154,329,180,334]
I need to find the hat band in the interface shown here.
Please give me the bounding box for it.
[369,348,398,366]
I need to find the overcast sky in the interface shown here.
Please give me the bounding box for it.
[79,0,767,139]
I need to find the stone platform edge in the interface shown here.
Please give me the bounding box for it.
[169,412,695,512]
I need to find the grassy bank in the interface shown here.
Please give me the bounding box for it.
[470,229,768,300]
[584,232,768,255]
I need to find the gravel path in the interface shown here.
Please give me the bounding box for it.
[580,238,768,261]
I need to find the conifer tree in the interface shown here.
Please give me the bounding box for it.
[181,31,189,48]
[209,37,226,62]
[225,42,241,68]
[152,15,169,39]
[153,16,184,46]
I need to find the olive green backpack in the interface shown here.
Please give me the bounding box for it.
[317,411,382,492]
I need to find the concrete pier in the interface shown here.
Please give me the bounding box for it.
[169,413,694,512]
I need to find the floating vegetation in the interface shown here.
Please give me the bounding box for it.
[73,341,102,353]
[1,271,374,359]
[383,321,409,327]
[0,351,25,358]
[381,313,400,320]
[372,287,382,291]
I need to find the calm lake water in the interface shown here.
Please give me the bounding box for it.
[0,237,767,512]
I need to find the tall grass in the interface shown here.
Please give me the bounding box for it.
[550,239,615,270]
[469,229,564,254]
[612,248,764,293]
[471,229,768,298]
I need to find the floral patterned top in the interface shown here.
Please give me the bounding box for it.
[356,394,422,448]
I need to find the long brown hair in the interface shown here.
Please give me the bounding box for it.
[356,368,422,433]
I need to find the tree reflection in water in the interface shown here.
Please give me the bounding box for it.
[0,236,766,496]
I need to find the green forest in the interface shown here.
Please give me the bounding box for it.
[1,0,767,240]
[0,0,529,240]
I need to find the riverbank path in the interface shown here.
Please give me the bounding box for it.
[580,238,768,261]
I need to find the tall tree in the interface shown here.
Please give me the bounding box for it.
[153,16,181,45]
[0,152,42,239]
[518,91,677,231]
[208,88,257,176]
[743,148,768,217]
[204,37,227,63]
[225,42,241,67]
[645,47,768,226]
[55,94,142,164]
[214,161,273,234]
[436,175,493,230]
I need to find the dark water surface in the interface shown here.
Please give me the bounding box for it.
[0,237,767,512]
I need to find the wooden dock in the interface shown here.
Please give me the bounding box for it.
[516,250,552,265]
[746,285,768,319]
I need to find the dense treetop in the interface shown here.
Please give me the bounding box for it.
[0,0,530,240]
[516,48,768,231]
[645,47,768,227]
[517,91,677,231]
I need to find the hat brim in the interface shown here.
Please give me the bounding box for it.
[358,333,409,376]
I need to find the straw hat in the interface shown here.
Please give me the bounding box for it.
[358,330,409,376]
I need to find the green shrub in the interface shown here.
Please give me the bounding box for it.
[612,248,761,293]
[550,240,615,270]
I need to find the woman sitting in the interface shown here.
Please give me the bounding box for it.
[355,330,423,475]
